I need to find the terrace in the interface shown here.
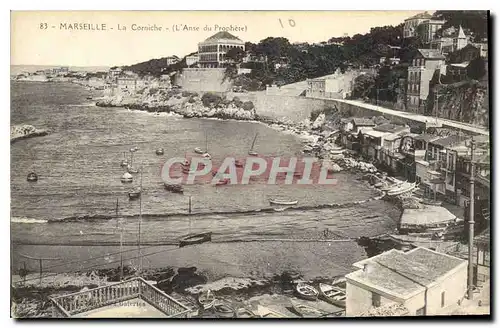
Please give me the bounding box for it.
[50,277,191,318]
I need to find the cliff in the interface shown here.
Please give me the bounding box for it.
[97,87,257,121]
[427,80,489,128]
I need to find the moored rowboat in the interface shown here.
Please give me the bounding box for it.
[318,283,346,308]
[179,232,212,248]
[290,300,326,317]
[213,302,234,318]
[198,289,216,310]
[269,199,298,206]
[295,283,318,301]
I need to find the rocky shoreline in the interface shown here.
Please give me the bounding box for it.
[11,125,49,144]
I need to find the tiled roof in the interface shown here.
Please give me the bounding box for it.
[418,49,446,60]
[406,12,433,20]
[204,31,242,42]
[346,248,466,299]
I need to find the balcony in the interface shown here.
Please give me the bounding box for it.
[50,277,191,318]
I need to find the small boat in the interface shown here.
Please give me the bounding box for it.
[128,188,141,200]
[235,307,257,318]
[295,283,318,301]
[127,165,140,174]
[387,182,416,196]
[130,147,139,152]
[164,183,184,193]
[155,148,164,156]
[179,232,212,247]
[198,290,216,310]
[318,283,346,308]
[213,302,234,318]
[194,147,204,154]
[256,305,287,318]
[269,199,298,206]
[248,133,259,156]
[27,172,38,182]
[120,152,129,167]
[290,300,325,317]
[121,172,133,183]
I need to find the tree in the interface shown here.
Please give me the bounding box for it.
[225,47,246,64]
[351,74,376,100]
[433,11,488,42]
[467,57,486,80]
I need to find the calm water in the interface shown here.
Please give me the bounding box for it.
[11,81,400,279]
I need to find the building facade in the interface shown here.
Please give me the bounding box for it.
[403,12,433,38]
[185,53,199,66]
[345,247,468,317]
[420,19,446,44]
[407,49,445,112]
[198,31,245,68]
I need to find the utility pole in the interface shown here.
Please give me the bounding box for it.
[467,138,476,300]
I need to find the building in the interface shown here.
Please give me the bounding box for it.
[345,247,468,316]
[185,53,199,66]
[429,26,469,55]
[407,49,446,112]
[198,31,245,68]
[117,76,138,92]
[50,277,190,318]
[471,42,488,58]
[447,62,470,82]
[420,19,446,44]
[473,227,490,286]
[403,12,433,38]
[165,55,180,66]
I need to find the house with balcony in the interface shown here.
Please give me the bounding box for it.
[430,26,469,55]
[198,31,245,68]
[345,247,468,317]
[50,277,191,318]
[407,49,446,113]
[420,19,446,44]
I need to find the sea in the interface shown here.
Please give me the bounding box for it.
[10,81,401,281]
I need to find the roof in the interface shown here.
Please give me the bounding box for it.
[413,133,440,143]
[400,205,457,227]
[347,247,466,300]
[405,11,433,21]
[362,129,391,138]
[373,123,407,134]
[430,135,463,148]
[457,25,466,39]
[203,31,243,42]
[417,49,446,60]
[352,118,375,126]
[384,133,405,142]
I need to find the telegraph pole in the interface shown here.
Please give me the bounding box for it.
[467,138,476,300]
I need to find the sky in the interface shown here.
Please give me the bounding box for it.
[11,11,426,67]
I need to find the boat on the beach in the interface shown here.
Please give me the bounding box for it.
[318,283,346,308]
[269,199,298,206]
[155,148,164,156]
[255,305,287,318]
[164,183,184,193]
[198,290,216,310]
[128,188,141,200]
[248,133,259,156]
[179,232,212,248]
[213,302,235,318]
[295,283,319,301]
[27,172,38,182]
[235,307,257,318]
[121,172,133,183]
[194,147,204,154]
[387,182,416,196]
[130,146,139,152]
[290,300,325,317]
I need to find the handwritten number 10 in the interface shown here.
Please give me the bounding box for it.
[279,19,296,28]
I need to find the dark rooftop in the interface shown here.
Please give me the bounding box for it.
[413,133,440,143]
[430,135,463,148]
[204,31,242,42]
[418,49,446,60]
[352,118,375,126]
[373,123,407,134]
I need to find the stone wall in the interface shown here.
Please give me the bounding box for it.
[174,68,232,93]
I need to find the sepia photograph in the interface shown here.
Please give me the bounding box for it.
[9,9,490,319]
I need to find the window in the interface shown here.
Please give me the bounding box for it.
[416,307,426,316]
[372,292,381,307]
[441,291,445,308]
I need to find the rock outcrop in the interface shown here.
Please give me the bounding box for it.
[11,125,49,143]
